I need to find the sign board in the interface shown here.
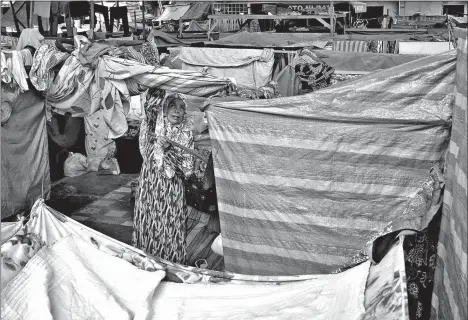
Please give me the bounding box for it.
[287,4,330,14]
[351,2,367,13]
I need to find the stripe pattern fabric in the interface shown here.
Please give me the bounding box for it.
[207,52,457,276]
[431,28,467,320]
[333,40,368,52]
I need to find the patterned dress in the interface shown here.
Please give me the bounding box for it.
[132,91,194,264]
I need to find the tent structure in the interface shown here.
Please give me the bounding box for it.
[181,2,211,21]
[156,4,190,22]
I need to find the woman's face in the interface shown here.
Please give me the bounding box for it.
[167,99,186,125]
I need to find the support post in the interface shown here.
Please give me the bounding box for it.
[134,10,137,30]
[29,1,34,28]
[329,1,335,35]
[142,1,146,39]
[179,19,183,38]
[89,1,95,40]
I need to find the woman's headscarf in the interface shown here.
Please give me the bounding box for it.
[149,92,194,179]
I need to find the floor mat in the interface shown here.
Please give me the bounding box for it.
[71,178,224,270]
[46,173,138,215]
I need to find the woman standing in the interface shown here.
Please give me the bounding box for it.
[133,90,195,264]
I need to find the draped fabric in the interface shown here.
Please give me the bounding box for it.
[431,28,468,320]
[1,91,50,219]
[206,52,456,276]
[1,199,411,320]
[29,41,230,141]
[333,40,368,52]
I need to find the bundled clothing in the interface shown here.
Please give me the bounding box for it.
[133,90,195,264]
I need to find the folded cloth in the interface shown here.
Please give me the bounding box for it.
[16,29,44,51]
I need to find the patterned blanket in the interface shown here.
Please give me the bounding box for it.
[207,52,456,276]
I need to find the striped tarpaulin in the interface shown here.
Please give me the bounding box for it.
[431,28,467,320]
[206,52,456,276]
[333,40,368,52]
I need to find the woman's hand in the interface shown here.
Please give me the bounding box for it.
[158,136,171,149]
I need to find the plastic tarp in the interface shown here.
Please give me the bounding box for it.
[181,2,211,21]
[177,47,275,89]
[1,90,50,219]
[206,32,329,49]
[147,30,187,47]
[156,4,190,22]
[398,42,452,55]
[432,28,468,320]
[206,52,456,276]
[0,199,409,320]
[314,50,426,72]
[345,29,428,35]
[186,20,207,32]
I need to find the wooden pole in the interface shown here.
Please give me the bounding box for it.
[134,10,137,30]
[89,2,95,40]
[142,1,146,39]
[329,1,335,35]
[179,19,183,38]
[29,1,34,28]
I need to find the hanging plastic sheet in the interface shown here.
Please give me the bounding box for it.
[1,91,50,219]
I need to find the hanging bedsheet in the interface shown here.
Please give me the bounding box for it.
[1,90,50,219]
[206,52,456,276]
[176,47,275,89]
[1,199,409,320]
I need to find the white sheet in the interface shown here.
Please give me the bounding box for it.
[1,235,166,320]
[2,232,369,320]
[398,42,452,55]
[178,47,275,89]
[151,261,370,320]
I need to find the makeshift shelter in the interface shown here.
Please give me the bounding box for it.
[147,29,187,47]
[156,4,190,22]
[205,51,455,275]
[181,2,211,21]
[1,199,409,319]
